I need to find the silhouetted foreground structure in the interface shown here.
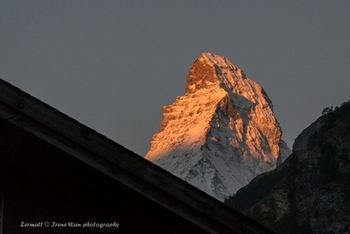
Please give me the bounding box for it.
[0,79,273,234]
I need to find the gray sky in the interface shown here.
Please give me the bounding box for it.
[1,1,349,156]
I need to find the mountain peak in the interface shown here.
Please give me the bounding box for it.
[145,53,290,201]
[185,53,245,94]
[199,52,237,68]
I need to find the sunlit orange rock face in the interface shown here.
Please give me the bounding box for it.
[145,53,289,201]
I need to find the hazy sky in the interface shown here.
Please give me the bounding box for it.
[1,1,349,156]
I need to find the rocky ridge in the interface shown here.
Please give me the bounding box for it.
[225,100,350,233]
[145,53,291,201]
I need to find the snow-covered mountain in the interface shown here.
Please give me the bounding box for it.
[145,52,291,201]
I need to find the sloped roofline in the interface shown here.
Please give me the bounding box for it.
[0,78,273,234]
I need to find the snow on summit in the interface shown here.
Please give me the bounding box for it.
[145,53,291,201]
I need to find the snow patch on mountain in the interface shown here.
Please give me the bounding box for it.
[145,52,291,201]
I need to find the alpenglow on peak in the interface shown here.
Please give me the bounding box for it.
[145,52,291,201]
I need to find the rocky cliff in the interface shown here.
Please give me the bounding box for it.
[225,100,350,233]
[145,53,290,201]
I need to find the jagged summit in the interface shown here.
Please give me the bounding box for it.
[145,53,290,201]
[185,53,244,94]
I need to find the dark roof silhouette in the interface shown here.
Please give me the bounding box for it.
[0,78,273,234]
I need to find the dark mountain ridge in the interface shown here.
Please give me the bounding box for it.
[225,100,350,233]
